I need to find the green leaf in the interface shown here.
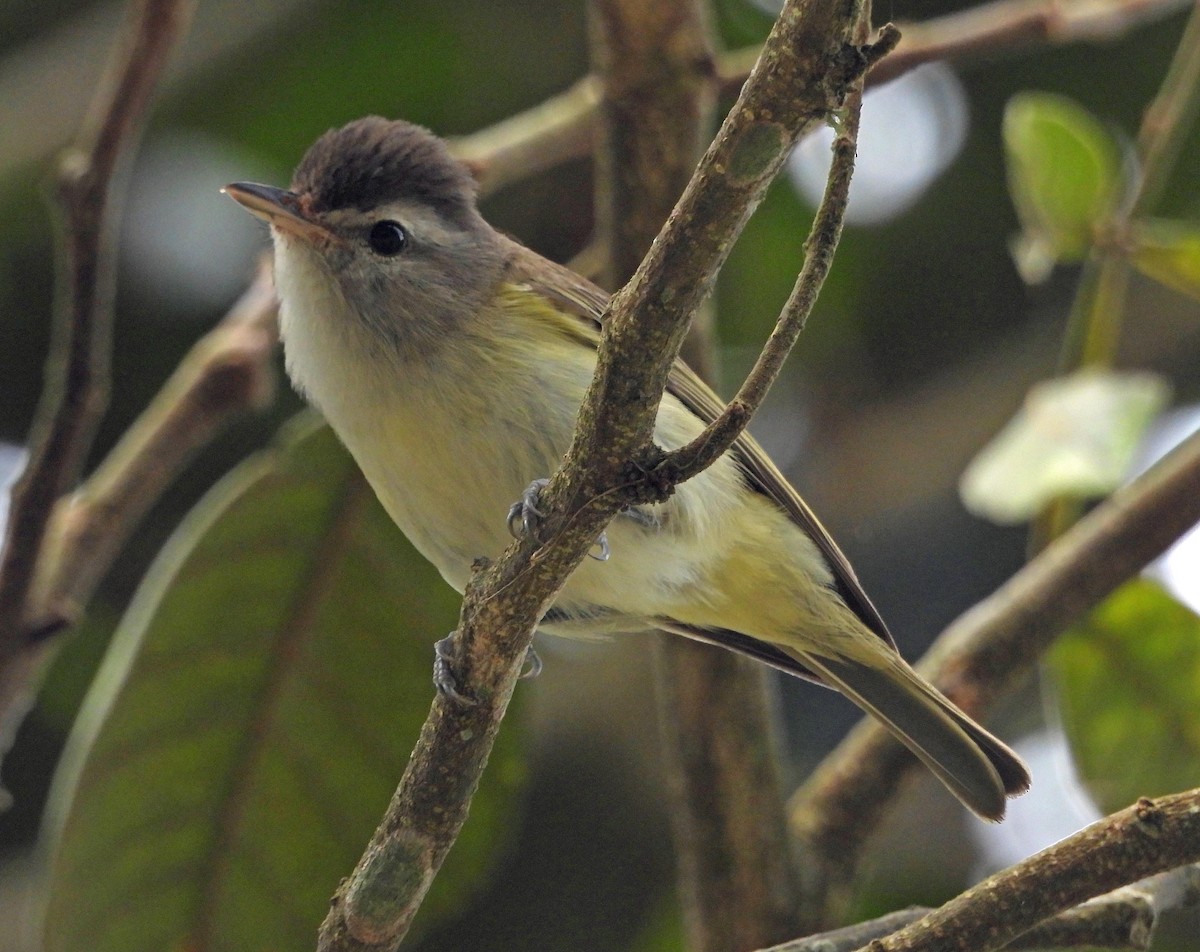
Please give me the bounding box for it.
[41,416,525,952]
[1050,579,1200,813]
[1003,92,1123,278]
[1131,219,1200,301]
[959,369,1170,524]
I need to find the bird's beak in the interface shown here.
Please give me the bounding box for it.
[222,182,335,243]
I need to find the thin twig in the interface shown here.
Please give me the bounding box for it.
[1118,0,1200,215]
[791,428,1200,919]
[27,265,278,637]
[456,0,1189,201]
[717,0,1190,95]
[864,791,1200,952]
[453,76,600,196]
[658,26,900,487]
[0,0,193,656]
[315,2,877,948]
[0,268,277,762]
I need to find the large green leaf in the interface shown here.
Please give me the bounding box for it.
[1003,92,1123,281]
[959,369,1170,524]
[40,416,525,952]
[1050,579,1200,814]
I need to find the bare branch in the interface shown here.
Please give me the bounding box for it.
[0,0,193,653]
[864,791,1200,952]
[454,76,600,197]
[762,876,1163,952]
[28,266,277,637]
[791,428,1200,917]
[585,1,809,946]
[718,0,1190,95]
[456,0,1188,203]
[0,267,277,773]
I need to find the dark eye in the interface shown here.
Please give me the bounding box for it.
[367,220,408,256]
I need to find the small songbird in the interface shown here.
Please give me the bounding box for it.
[224,116,1030,819]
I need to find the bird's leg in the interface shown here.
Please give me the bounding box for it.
[433,632,477,706]
[507,478,657,562]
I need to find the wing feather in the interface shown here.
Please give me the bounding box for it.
[503,240,894,649]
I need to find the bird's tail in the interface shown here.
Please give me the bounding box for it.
[798,650,1031,820]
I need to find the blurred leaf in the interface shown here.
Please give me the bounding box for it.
[960,369,1170,524]
[1131,219,1200,301]
[629,896,685,952]
[1050,579,1200,813]
[1003,92,1123,278]
[36,606,121,734]
[41,416,524,952]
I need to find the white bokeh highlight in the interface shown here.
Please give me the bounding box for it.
[1132,405,1200,613]
[788,63,970,225]
[0,443,28,541]
[970,727,1102,874]
[120,132,279,313]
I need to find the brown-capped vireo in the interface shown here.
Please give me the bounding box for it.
[224,117,1030,820]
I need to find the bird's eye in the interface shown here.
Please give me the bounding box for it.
[367,220,408,256]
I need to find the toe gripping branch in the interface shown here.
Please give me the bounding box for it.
[506,477,610,561]
[433,631,542,706]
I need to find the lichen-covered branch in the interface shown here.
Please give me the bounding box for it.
[659,26,898,487]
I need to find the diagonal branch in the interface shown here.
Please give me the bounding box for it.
[763,868,1188,951]
[0,267,277,766]
[863,790,1200,952]
[791,427,1200,918]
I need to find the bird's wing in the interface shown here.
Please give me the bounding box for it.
[505,241,894,649]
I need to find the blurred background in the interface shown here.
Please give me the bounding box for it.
[1,0,1198,949]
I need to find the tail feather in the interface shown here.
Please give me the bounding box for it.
[799,652,1030,820]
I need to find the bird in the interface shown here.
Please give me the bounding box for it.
[223,116,1030,820]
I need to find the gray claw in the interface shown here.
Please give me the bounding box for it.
[590,531,610,561]
[507,478,551,541]
[433,633,477,706]
[621,506,658,528]
[520,646,543,680]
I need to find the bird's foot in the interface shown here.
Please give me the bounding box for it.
[433,632,477,706]
[507,478,550,542]
[507,477,610,561]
